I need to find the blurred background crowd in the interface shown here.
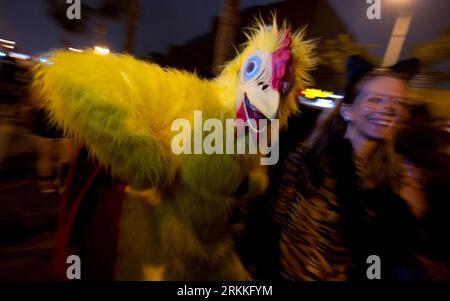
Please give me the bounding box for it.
[0,0,449,280]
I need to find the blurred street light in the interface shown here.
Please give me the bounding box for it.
[94,46,110,55]
[1,44,15,49]
[68,47,83,53]
[9,52,30,60]
[389,0,412,4]
[0,38,16,45]
[382,0,414,66]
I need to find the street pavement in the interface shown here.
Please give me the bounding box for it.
[0,113,60,280]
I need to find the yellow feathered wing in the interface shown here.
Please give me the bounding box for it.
[31,51,228,189]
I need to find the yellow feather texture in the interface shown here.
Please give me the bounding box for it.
[31,17,316,280]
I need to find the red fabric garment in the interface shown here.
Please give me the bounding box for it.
[52,146,126,280]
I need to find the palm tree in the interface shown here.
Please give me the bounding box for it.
[91,0,124,46]
[90,0,141,54]
[123,0,140,54]
[45,0,91,47]
[212,0,240,75]
[86,0,140,53]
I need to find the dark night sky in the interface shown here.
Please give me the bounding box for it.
[0,0,449,60]
[0,0,280,56]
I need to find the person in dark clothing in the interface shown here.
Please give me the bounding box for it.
[395,103,450,280]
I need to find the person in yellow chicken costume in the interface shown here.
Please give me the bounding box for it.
[31,18,316,280]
